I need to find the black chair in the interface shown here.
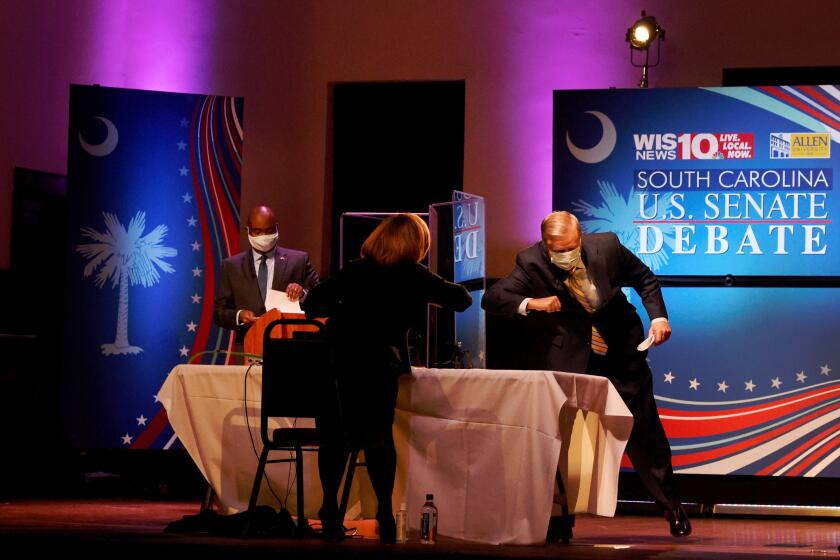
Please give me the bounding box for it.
[243,318,362,537]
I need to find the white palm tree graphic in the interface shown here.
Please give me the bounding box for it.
[572,180,675,272]
[77,211,177,356]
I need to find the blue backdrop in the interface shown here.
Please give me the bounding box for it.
[554,86,838,276]
[64,85,244,449]
[554,86,840,477]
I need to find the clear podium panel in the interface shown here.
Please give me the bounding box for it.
[428,192,486,368]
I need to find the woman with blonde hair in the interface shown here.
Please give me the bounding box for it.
[303,213,471,542]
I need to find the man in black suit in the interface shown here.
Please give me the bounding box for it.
[482,211,691,538]
[213,205,319,338]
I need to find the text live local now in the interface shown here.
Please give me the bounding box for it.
[635,133,754,160]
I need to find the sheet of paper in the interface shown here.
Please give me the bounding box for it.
[266,289,303,314]
[637,334,655,352]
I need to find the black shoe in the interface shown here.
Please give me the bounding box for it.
[664,505,692,537]
[377,514,397,544]
[318,507,346,542]
[546,514,574,544]
[319,523,346,543]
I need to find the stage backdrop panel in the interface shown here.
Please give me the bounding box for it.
[554,86,839,277]
[63,85,244,449]
[628,287,840,478]
[554,86,839,477]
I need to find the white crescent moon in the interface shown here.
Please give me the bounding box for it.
[79,116,119,157]
[566,111,616,164]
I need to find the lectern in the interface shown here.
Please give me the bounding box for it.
[243,309,323,357]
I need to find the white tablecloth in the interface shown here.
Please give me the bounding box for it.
[158,365,632,544]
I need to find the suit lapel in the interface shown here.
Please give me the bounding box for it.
[242,250,257,280]
[272,247,289,290]
[538,242,567,292]
[582,236,609,308]
[240,250,264,307]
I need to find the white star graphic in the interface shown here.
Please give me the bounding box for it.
[744,380,756,392]
[771,377,782,389]
[180,117,189,127]
[182,193,193,203]
[717,381,729,393]
[796,371,807,383]
[191,293,202,304]
[179,166,189,176]
[689,378,700,390]
[191,240,201,251]
[179,345,190,357]
[663,371,675,384]
[192,266,203,277]
[820,364,831,376]
[122,434,133,445]
[137,414,147,426]
[187,216,197,227]
[153,393,161,403]
[186,321,198,332]
[177,140,187,150]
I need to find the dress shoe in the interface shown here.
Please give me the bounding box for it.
[546,514,574,544]
[664,505,692,537]
[318,507,346,542]
[377,514,397,544]
[319,523,346,543]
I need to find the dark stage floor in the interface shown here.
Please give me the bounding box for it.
[0,499,838,559]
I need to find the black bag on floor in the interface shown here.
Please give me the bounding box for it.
[164,506,297,537]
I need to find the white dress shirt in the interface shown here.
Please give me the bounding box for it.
[235,249,275,325]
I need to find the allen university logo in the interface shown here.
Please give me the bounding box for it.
[770,132,831,159]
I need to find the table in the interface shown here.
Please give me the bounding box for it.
[158,365,632,544]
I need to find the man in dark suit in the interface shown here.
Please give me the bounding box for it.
[213,205,319,338]
[482,211,691,538]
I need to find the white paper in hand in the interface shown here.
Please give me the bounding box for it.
[266,289,303,314]
[637,334,656,352]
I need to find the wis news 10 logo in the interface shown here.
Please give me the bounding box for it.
[770,132,831,159]
[634,133,754,160]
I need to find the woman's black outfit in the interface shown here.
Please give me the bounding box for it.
[302,258,472,541]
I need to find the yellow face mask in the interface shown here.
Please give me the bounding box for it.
[548,246,581,271]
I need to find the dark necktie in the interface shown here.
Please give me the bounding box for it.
[258,254,268,303]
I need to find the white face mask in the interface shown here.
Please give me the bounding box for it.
[248,231,279,253]
[548,246,582,271]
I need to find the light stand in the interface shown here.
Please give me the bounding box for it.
[626,11,665,88]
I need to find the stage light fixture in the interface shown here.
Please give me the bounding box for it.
[630,24,651,47]
[626,10,665,88]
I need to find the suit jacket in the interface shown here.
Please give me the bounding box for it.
[213,246,320,334]
[481,232,666,376]
[302,258,473,376]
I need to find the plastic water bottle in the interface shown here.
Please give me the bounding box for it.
[395,502,408,543]
[420,493,438,544]
[452,342,464,368]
